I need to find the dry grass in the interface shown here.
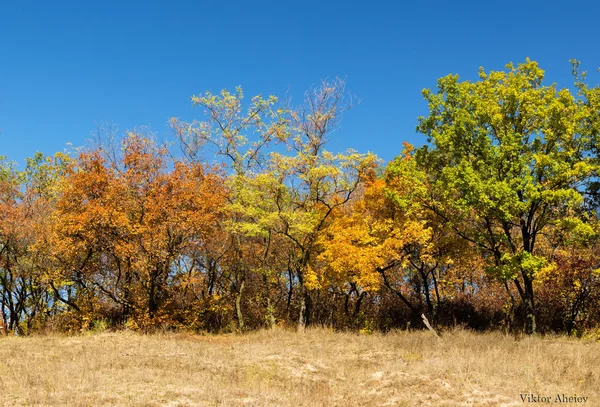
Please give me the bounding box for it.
[0,328,598,406]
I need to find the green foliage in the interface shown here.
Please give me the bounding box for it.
[414,59,600,333]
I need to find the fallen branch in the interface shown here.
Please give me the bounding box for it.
[421,314,440,338]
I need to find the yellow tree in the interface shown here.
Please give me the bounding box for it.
[247,79,378,330]
[319,144,463,327]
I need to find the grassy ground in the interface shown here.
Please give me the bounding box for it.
[0,328,598,406]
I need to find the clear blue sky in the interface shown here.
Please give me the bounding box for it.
[1,0,599,167]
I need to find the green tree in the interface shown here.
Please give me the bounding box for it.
[415,59,596,334]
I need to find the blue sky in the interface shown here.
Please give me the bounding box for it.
[1,0,599,167]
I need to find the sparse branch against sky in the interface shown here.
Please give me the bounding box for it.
[1,0,599,165]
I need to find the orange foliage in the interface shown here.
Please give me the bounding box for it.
[50,133,227,329]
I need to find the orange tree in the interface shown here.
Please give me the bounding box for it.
[51,133,226,329]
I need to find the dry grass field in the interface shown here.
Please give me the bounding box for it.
[0,328,598,406]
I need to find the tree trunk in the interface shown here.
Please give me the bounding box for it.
[297,287,311,332]
[419,268,434,321]
[262,274,275,329]
[353,291,365,325]
[286,269,293,321]
[265,296,276,329]
[148,280,157,320]
[235,278,245,331]
[524,277,536,335]
[514,274,536,335]
[297,292,307,332]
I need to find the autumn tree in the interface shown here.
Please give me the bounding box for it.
[0,157,29,334]
[536,241,600,335]
[0,152,71,334]
[247,80,378,330]
[171,87,289,329]
[415,59,597,334]
[319,144,472,328]
[317,176,428,325]
[51,133,227,329]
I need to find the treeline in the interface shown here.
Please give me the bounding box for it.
[2,60,600,336]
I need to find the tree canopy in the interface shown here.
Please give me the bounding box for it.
[2,61,600,336]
